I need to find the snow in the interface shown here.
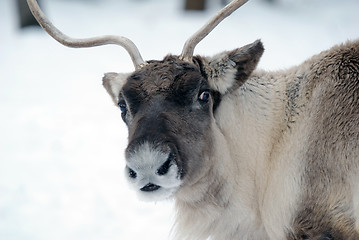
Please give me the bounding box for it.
[0,0,358,239]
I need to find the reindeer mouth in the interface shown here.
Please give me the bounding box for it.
[140,183,161,192]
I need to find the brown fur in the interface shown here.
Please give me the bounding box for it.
[287,41,359,240]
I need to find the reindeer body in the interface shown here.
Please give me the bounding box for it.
[174,40,359,240]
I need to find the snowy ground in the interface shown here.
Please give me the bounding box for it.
[0,0,358,239]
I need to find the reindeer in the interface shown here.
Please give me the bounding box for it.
[27,0,359,239]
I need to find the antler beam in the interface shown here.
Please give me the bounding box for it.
[26,0,146,70]
[180,0,249,62]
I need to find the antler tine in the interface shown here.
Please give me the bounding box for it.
[27,0,146,70]
[180,0,249,62]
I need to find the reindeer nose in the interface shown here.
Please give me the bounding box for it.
[128,167,137,179]
[141,183,161,192]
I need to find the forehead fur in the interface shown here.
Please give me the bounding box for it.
[123,55,205,100]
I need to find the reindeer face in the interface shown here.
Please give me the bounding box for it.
[103,40,264,200]
[104,57,214,200]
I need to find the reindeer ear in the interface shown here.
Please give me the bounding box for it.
[202,40,264,95]
[102,72,130,105]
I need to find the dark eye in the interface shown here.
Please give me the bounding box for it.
[118,100,128,123]
[198,90,210,103]
[118,100,127,113]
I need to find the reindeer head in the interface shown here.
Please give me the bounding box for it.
[103,43,263,200]
[27,0,263,200]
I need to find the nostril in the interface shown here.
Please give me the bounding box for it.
[140,183,161,192]
[157,159,171,176]
[128,168,137,179]
[157,152,175,176]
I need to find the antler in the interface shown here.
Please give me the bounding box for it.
[180,0,249,62]
[26,0,145,70]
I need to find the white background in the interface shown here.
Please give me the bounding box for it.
[1,0,358,239]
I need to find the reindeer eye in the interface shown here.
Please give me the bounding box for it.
[198,90,210,103]
[118,100,127,113]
